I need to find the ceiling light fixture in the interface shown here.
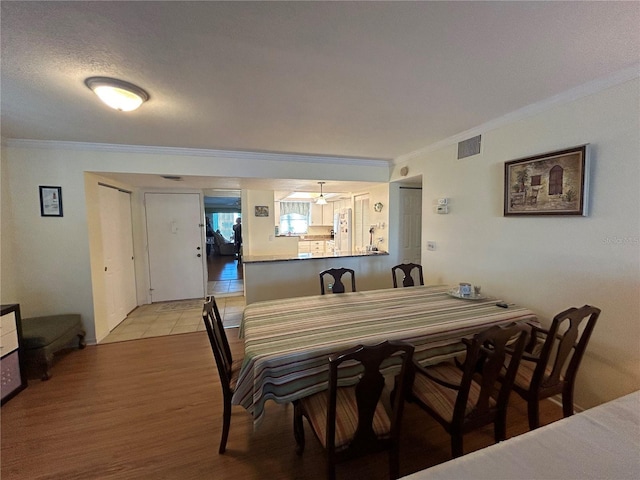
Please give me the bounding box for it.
[316,181,328,205]
[85,77,149,112]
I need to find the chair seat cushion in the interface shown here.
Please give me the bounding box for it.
[412,360,492,422]
[300,386,391,451]
[21,314,82,349]
[513,357,559,391]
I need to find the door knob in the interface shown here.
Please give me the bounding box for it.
[197,253,201,257]
[197,246,201,250]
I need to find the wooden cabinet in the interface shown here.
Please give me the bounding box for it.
[310,204,323,226]
[322,203,334,226]
[298,240,326,254]
[310,204,334,226]
[1,304,27,404]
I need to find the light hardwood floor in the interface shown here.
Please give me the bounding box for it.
[1,329,563,480]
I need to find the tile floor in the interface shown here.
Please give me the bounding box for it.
[101,281,245,344]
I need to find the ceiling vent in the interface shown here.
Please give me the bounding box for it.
[457,135,481,159]
[161,175,183,181]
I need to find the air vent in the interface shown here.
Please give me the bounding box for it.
[161,175,183,181]
[457,135,481,159]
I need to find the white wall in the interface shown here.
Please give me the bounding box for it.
[0,145,18,303]
[393,78,640,410]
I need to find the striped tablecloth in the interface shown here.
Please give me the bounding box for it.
[232,285,537,428]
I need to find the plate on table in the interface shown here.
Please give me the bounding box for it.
[447,288,487,300]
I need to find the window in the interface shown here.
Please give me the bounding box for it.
[279,202,310,235]
[280,213,308,235]
[210,212,240,240]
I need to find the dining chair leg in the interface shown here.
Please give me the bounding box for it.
[293,401,306,455]
[327,459,336,480]
[494,412,507,442]
[219,398,231,454]
[562,386,576,418]
[389,446,400,480]
[527,398,541,430]
[451,433,464,458]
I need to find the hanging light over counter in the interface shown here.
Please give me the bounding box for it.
[316,182,328,205]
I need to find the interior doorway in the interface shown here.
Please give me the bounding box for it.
[398,186,422,265]
[207,255,243,296]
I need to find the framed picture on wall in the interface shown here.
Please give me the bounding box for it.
[504,145,589,216]
[254,205,269,217]
[39,186,63,217]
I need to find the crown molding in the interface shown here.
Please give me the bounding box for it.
[395,65,640,164]
[3,139,391,167]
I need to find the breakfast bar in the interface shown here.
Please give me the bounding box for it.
[242,249,390,304]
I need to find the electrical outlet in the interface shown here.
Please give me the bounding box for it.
[427,241,436,251]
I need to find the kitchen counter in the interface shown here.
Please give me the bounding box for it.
[243,250,388,263]
[276,235,333,239]
[242,250,392,304]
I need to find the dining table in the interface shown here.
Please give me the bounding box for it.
[232,284,538,429]
[400,391,640,479]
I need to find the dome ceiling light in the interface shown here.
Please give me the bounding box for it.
[316,181,328,205]
[85,77,149,112]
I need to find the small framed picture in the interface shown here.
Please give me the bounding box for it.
[254,205,269,217]
[39,186,63,217]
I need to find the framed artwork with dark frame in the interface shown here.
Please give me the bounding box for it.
[39,186,63,217]
[254,205,269,217]
[504,145,589,216]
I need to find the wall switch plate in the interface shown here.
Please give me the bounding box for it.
[437,198,448,205]
[436,205,448,214]
[427,241,436,251]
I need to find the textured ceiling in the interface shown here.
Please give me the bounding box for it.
[2,1,639,163]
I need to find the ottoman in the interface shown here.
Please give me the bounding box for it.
[22,314,86,380]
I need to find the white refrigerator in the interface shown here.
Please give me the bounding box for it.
[333,208,352,253]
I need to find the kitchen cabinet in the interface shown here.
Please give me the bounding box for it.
[298,240,326,254]
[323,203,334,226]
[310,204,333,226]
[325,240,335,253]
[310,204,323,226]
[1,304,27,405]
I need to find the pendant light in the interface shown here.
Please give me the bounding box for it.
[316,182,328,205]
[85,77,149,112]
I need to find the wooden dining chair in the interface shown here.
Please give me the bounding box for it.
[320,268,356,294]
[407,323,528,458]
[202,295,244,454]
[293,340,414,480]
[510,305,600,430]
[391,263,424,288]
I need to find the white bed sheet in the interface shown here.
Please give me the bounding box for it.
[402,391,640,480]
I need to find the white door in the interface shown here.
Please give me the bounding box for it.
[145,193,205,302]
[99,185,137,331]
[399,187,422,264]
